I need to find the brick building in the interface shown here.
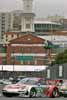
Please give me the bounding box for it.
[0,44,7,65]
[6,33,51,65]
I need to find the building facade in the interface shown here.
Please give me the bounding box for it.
[60,18,67,31]
[10,10,23,31]
[0,44,7,65]
[6,34,51,65]
[46,15,64,22]
[34,20,63,33]
[0,10,64,42]
[0,12,11,41]
[21,0,35,32]
[3,32,22,43]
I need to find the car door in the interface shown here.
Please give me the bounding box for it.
[36,79,49,96]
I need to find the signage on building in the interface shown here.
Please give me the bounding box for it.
[16,56,33,61]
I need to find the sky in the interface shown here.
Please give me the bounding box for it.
[0,0,66,18]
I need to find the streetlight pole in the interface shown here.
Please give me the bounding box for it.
[2,44,4,79]
[12,50,15,78]
[2,65,4,79]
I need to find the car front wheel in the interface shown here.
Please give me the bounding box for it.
[29,88,37,98]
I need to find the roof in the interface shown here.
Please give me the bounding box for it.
[53,31,67,35]
[5,31,67,36]
[9,33,45,44]
[5,32,18,35]
[5,32,25,35]
[37,31,67,36]
[34,20,62,25]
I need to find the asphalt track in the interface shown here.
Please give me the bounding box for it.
[0,97,67,100]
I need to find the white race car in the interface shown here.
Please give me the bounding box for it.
[2,77,59,98]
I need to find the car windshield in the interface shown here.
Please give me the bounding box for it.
[62,80,67,85]
[17,78,39,85]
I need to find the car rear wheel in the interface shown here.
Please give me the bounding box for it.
[52,88,59,98]
[29,88,37,98]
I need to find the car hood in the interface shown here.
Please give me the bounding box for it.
[3,83,28,90]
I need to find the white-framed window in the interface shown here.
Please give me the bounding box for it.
[34,48,38,53]
[27,48,31,52]
[59,65,63,77]
[34,60,37,65]
[21,61,24,65]
[26,24,30,29]
[25,17,30,21]
[27,60,30,65]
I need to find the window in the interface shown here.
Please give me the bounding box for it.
[21,61,24,65]
[26,24,30,29]
[2,23,5,26]
[6,35,8,41]
[6,38,8,41]
[26,4,30,8]
[21,48,24,53]
[0,47,6,53]
[1,30,5,33]
[27,61,30,65]
[11,48,15,53]
[1,36,3,39]
[25,17,30,21]
[34,48,38,53]
[6,35,8,38]
[34,59,37,65]
[27,48,31,52]
[11,57,15,65]
[39,79,46,85]
[2,57,7,65]
[1,13,5,16]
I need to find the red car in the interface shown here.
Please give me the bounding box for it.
[2,77,59,98]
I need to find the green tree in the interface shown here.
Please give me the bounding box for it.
[54,49,67,64]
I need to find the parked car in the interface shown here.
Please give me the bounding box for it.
[0,79,12,85]
[2,79,12,85]
[2,77,59,98]
[12,76,26,84]
[0,79,4,84]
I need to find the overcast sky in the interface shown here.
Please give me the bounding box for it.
[0,0,66,18]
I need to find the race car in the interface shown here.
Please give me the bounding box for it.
[59,80,67,97]
[2,77,59,98]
